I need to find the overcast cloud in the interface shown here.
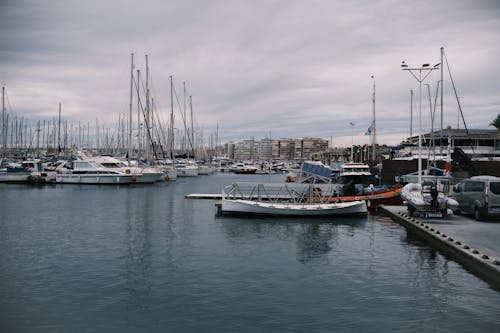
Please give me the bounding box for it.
[1,0,499,146]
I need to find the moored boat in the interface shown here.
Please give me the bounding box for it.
[88,155,162,183]
[221,199,367,216]
[297,161,402,209]
[217,182,367,217]
[401,181,458,218]
[229,162,258,174]
[56,160,134,184]
[0,160,56,183]
[175,160,199,177]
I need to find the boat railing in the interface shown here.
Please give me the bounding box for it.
[223,182,341,204]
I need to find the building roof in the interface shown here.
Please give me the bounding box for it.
[408,128,500,141]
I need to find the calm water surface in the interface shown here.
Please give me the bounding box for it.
[1,173,499,332]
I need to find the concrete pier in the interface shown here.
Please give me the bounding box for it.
[380,205,500,290]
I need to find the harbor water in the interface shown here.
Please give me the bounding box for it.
[1,173,499,332]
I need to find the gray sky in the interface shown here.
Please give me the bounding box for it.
[1,0,499,146]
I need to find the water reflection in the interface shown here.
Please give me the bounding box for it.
[217,216,366,263]
[124,188,153,315]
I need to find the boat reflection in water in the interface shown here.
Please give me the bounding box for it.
[217,214,367,263]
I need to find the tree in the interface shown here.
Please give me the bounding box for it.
[490,113,500,129]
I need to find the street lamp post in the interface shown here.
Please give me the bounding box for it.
[401,61,439,184]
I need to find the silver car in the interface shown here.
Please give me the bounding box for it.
[451,175,500,221]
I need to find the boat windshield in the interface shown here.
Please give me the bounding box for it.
[337,174,376,186]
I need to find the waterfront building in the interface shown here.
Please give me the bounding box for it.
[397,128,500,161]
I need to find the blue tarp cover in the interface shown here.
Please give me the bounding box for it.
[301,162,331,179]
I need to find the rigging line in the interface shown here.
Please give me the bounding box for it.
[154,106,169,156]
[443,51,475,155]
[150,99,167,158]
[430,81,440,165]
[171,81,195,154]
[133,73,159,161]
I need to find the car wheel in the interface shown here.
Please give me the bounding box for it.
[474,207,483,221]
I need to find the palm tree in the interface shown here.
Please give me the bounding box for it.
[490,113,500,129]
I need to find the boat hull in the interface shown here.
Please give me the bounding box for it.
[163,169,178,181]
[56,174,133,184]
[221,199,367,216]
[177,167,199,177]
[0,173,31,183]
[133,172,162,183]
[334,187,403,209]
[401,182,459,217]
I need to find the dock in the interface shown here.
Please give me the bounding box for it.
[380,205,500,290]
[186,193,223,200]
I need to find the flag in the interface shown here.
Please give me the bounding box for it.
[365,124,373,136]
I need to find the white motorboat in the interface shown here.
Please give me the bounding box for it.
[229,162,258,174]
[89,155,162,183]
[154,159,178,181]
[56,160,134,184]
[175,161,199,177]
[198,164,215,175]
[401,182,458,218]
[0,160,56,183]
[163,167,178,181]
[221,198,367,216]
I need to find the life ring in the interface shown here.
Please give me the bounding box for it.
[165,175,171,181]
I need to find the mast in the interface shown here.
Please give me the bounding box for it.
[136,69,142,162]
[410,90,413,141]
[190,95,195,159]
[128,53,134,166]
[145,54,150,164]
[371,75,376,161]
[440,46,444,155]
[58,103,61,153]
[36,120,40,157]
[2,86,6,159]
[215,123,219,158]
[170,75,174,160]
[183,81,186,154]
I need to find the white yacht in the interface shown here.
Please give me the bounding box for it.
[175,160,199,177]
[56,160,134,184]
[89,155,162,184]
[0,159,56,183]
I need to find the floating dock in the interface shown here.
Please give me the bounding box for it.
[186,193,223,200]
[380,205,500,290]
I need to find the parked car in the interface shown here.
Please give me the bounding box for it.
[451,175,500,221]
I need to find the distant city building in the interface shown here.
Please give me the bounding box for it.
[232,137,329,161]
[225,142,235,159]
